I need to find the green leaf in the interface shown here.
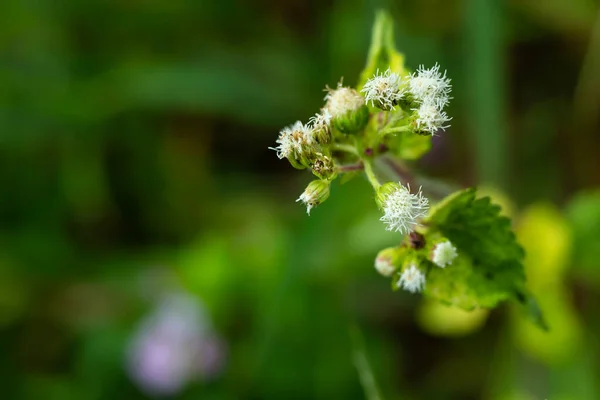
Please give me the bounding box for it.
[387,130,432,160]
[421,188,544,328]
[425,188,524,266]
[356,10,407,91]
[424,254,521,309]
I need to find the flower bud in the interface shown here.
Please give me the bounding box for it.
[309,110,333,144]
[374,247,404,277]
[296,180,330,215]
[324,83,369,134]
[332,105,369,134]
[311,153,336,180]
[430,240,458,268]
[397,261,426,293]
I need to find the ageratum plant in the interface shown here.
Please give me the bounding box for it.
[270,11,546,329]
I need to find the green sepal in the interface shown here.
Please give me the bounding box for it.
[332,105,369,134]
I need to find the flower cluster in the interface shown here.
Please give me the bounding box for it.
[361,64,452,134]
[408,64,452,134]
[269,58,457,295]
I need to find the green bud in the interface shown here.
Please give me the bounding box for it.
[332,104,369,134]
[287,155,308,170]
[375,246,407,277]
[324,84,369,134]
[297,180,331,215]
[311,154,336,180]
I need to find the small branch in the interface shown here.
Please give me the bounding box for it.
[380,125,411,136]
[331,143,359,155]
[363,159,381,190]
[337,162,364,173]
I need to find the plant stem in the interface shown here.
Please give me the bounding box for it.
[380,125,411,136]
[337,162,364,173]
[363,159,381,190]
[331,143,358,155]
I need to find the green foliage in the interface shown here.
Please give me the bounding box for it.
[387,130,432,160]
[356,10,408,91]
[422,189,545,328]
[425,188,524,266]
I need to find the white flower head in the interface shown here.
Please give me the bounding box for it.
[414,100,451,134]
[408,63,452,108]
[270,121,315,159]
[309,109,332,131]
[324,81,365,118]
[375,256,396,277]
[397,263,426,293]
[379,183,429,234]
[296,180,330,215]
[432,240,458,268]
[361,68,404,110]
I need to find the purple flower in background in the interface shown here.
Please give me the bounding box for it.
[126,292,226,397]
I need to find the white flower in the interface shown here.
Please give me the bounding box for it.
[397,263,426,293]
[270,121,315,159]
[324,81,365,118]
[414,100,451,134]
[408,63,452,108]
[361,68,404,110]
[432,240,458,268]
[380,184,429,234]
[375,256,396,277]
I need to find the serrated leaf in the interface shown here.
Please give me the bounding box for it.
[420,188,544,328]
[424,254,522,309]
[425,188,525,268]
[356,10,407,91]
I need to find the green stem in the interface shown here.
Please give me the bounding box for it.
[363,159,381,190]
[380,125,411,136]
[331,143,358,155]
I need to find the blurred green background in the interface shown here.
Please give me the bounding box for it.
[1,0,600,399]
